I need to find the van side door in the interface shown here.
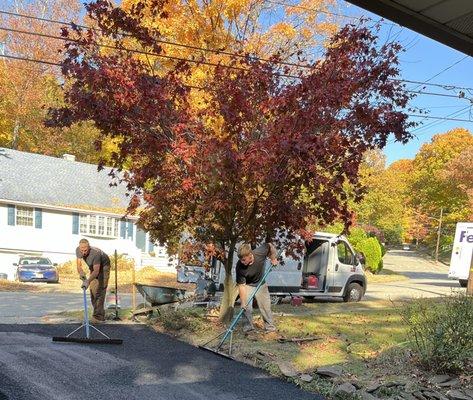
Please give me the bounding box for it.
[330,240,356,294]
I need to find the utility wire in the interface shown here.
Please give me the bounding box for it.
[2,23,473,99]
[410,55,470,91]
[0,53,206,90]
[411,106,472,134]
[0,25,302,79]
[2,52,473,124]
[264,0,359,20]
[0,9,311,70]
[2,9,472,95]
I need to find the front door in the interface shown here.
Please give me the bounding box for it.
[330,240,355,294]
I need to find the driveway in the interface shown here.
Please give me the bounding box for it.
[366,249,460,301]
[0,292,132,324]
[0,324,321,400]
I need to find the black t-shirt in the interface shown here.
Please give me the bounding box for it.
[236,244,271,286]
[75,246,111,273]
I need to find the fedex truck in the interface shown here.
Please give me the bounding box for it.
[448,222,473,287]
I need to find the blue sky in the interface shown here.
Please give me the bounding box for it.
[340,1,473,165]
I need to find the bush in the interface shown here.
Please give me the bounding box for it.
[401,294,473,373]
[57,253,135,277]
[356,237,383,273]
[109,253,135,271]
[347,227,368,249]
[382,225,403,245]
[57,260,76,276]
[376,237,387,256]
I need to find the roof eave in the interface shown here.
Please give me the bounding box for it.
[345,0,473,57]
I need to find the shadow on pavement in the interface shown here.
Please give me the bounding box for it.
[396,271,448,280]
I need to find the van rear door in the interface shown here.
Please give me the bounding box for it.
[266,253,302,293]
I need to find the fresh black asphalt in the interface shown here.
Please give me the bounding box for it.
[0,324,323,400]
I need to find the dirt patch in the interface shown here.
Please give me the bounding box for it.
[0,280,41,292]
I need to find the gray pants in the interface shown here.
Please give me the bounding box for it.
[242,283,275,330]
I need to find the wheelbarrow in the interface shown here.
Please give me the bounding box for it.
[132,283,191,318]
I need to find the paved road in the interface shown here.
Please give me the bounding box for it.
[0,292,132,324]
[0,324,321,400]
[366,249,461,301]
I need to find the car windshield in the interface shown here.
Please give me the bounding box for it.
[20,257,51,265]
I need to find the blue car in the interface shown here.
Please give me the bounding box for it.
[14,257,59,283]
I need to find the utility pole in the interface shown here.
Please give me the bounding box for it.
[434,207,443,263]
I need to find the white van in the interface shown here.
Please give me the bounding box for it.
[206,232,367,303]
[448,222,473,287]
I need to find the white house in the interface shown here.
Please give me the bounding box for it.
[0,147,175,280]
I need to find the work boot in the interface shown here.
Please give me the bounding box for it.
[243,324,255,333]
[264,325,277,333]
[90,317,104,324]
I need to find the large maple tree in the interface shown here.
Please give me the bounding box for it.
[48,0,414,320]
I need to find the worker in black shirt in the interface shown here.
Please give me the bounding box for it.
[236,243,278,333]
[76,238,111,323]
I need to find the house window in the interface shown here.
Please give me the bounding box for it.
[114,219,119,237]
[106,217,113,236]
[78,213,120,238]
[98,216,105,236]
[79,214,88,234]
[89,216,97,234]
[16,206,34,226]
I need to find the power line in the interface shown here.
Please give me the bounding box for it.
[0,54,472,110]
[410,55,470,91]
[3,52,472,125]
[0,25,304,79]
[391,78,473,93]
[407,113,472,123]
[2,25,473,102]
[411,106,472,134]
[0,53,206,90]
[1,9,472,97]
[0,52,61,66]
[405,89,472,102]
[0,9,311,70]
[265,0,359,20]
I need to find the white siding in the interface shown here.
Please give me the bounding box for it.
[0,202,177,279]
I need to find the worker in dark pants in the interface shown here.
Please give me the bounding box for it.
[76,239,111,323]
[236,243,278,333]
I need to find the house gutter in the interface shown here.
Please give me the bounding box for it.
[0,198,139,220]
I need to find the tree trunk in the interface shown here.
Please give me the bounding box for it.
[219,244,239,324]
[12,119,20,150]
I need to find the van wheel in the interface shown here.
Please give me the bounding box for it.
[270,295,281,305]
[343,283,363,302]
[459,279,468,288]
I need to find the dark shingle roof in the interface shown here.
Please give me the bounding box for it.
[0,148,130,212]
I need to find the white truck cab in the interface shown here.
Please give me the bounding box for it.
[449,222,473,287]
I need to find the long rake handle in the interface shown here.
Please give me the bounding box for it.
[82,278,90,339]
[217,262,275,349]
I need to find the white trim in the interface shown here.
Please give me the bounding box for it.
[0,198,139,220]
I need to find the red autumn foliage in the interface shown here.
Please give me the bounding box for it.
[48,0,414,273]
